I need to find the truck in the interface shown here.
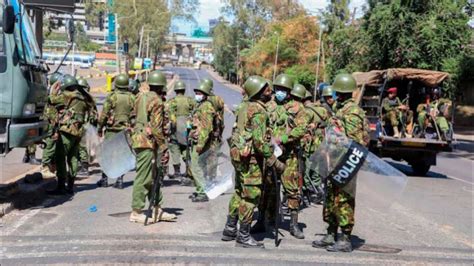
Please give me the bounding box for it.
[353,68,454,176]
[0,1,48,155]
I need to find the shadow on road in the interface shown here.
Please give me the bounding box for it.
[387,161,448,179]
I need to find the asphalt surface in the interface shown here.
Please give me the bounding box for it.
[1,67,473,265]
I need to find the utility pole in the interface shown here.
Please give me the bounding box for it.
[313,25,323,102]
[273,33,280,82]
[137,26,144,58]
[146,33,150,58]
[115,13,120,73]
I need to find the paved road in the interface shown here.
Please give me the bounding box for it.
[1,67,473,264]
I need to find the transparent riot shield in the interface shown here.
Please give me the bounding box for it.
[80,124,101,161]
[309,126,408,209]
[175,116,189,145]
[191,110,236,199]
[96,130,136,179]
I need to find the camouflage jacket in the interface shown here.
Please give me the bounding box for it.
[98,90,135,132]
[130,91,166,151]
[266,100,288,138]
[208,95,225,140]
[230,100,273,168]
[302,102,329,155]
[382,96,402,113]
[335,98,369,146]
[53,90,93,137]
[284,100,309,146]
[190,100,216,152]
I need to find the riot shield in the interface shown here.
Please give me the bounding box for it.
[96,130,136,179]
[175,116,189,145]
[80,124,100,161]
[309,127,408,209]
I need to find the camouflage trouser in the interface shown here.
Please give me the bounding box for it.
[169,140,189,175]
[56,132,81,186]
[131,148,163,210]
[41,126,56,166]
[323,182,355,235]
[384,110,400,127]
[417,111,449,133]
[26,144,36,155]
[281,151,301,210]
[190,145,206,195]
[78,145,88,163]
[227,158,262,224]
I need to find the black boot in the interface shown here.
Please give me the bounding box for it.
[250,215,266,234]
[22,153,30,163]
[235,222,264,248]
[170,165,181,179]
[28,155,41,165]
[312,227,337,248]
[221,215,238,241]
[114,175,124,189]
[77,162,89,176]
[290,210,304,239]
[97,173,108,187]
[326,233,352,252]
[66,175,75,195]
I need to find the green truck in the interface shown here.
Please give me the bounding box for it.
[0,1,48,155]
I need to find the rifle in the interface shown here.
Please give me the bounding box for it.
[271,166,282,247]
[144,148,163,226]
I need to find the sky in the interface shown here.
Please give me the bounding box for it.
[172,0,367,36]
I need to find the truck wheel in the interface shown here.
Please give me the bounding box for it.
[411,163,431,176]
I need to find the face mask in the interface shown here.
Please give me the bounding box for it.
[275,91,287,102]
[195,94,204,102]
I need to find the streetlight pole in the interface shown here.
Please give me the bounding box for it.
[115,13,120,73]
[313,25,323,102]
[273,33,280,82]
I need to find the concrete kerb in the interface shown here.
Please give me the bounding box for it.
[0,166,56,218]
[203,67,243,94]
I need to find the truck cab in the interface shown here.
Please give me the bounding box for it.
[354,68,454,176]
[0,1,48,155]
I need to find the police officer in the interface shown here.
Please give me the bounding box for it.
[188,83,217,202]
[76,77,98,177]
[41,73,62,178]
[48,75,94,195]
[222,76,283,248]
[167,80,195,181]
[417,88,451,140]
[301,87,329,204]
[129,71,176,223]
[321,86,336,114]
[97,74,135,188]
[381,87,408,138]
[313,73,369,252]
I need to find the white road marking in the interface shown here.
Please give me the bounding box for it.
[3,198,54,235]
[447,175,474,185]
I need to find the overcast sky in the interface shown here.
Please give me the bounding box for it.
[173,0,367,35]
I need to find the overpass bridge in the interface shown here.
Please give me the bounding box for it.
[165,35,213,61]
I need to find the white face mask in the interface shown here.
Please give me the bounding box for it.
[195,94,204,102]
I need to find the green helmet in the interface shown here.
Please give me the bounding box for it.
[77,77,90,91]
[202,78,213,89]
[273,74,294,90]
[49,73,61,85]
[332,73,357,93]
[243,76,269,99]
[322,86,335,97]
[148,71,167,86]
[174,80,186,91]
[115,73,130,89]
[194,83,211,95]
[291,84,307,99]
[60,74,79,91]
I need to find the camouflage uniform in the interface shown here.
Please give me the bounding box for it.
[302,102,329,193]
[417,98,451,134]
[167,94,195,177]
[78,96,98,164]
[382,96,402,127]
[50,79,94,194]
[130,90,167,210]
[189,98,216,198]
[41,93,62,169]
[324,98,367,236]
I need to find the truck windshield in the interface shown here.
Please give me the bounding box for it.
[11,0,41,65]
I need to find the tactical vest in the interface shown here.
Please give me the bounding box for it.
[112,91,134,125]
[175,95,192,117]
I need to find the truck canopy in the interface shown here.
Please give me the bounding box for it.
[353,68,450,88]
